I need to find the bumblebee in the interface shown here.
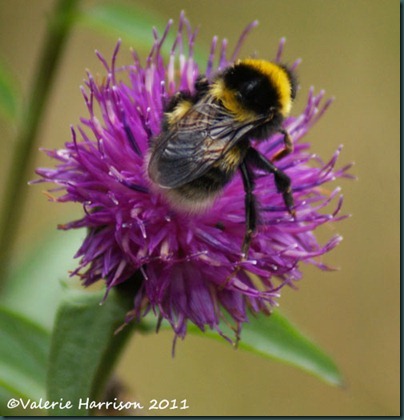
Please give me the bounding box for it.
[148,58,297,255]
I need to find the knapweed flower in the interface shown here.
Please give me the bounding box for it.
[35,14,352,343]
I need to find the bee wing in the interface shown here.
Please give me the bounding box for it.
[148,100,257,188]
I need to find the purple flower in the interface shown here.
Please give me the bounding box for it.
[34,14,352,343]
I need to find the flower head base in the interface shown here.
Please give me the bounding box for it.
[35,14,352,343]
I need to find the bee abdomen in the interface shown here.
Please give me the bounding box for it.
[175,166,231,200]
[160,167,231,213]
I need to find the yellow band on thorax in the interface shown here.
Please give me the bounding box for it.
[210,79,258,122]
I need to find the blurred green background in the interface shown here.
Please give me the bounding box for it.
[0,0,399,416]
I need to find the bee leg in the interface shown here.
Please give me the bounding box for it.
[220,161,257,289]
[271,128,293,162]
[246,147,295,216]
[239,161,257,258]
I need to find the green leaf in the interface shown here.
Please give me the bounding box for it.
[0,56,21,122]
[0,306,50,410]
[47,288,134,416]
[238,311,343,386]
[0,58,21,122]
[143,311,343,386]
[0,229,84,331]
[76,3,208,65]
[77,3,174,52]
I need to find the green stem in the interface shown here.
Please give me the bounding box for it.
[0,0,79,284]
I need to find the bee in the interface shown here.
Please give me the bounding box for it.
[148,58,297,256]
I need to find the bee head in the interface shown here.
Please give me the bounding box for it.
[212,59,297,121]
